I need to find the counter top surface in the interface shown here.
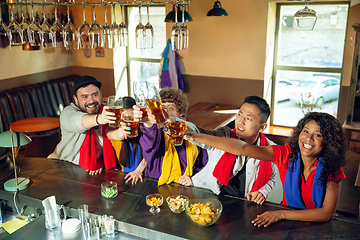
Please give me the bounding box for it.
[1,157,360,240]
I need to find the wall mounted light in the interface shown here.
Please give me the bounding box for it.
[207,1,228,17]
[165,4,193,22]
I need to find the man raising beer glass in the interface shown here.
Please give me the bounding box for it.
[48,75,128,175]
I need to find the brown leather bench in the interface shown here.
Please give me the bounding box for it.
[0,75,80,157]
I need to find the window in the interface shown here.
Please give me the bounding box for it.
[271,3,348,127]
[113,5,166,97]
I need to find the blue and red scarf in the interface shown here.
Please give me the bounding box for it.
[79,105,116,171]
[284,153,325,209]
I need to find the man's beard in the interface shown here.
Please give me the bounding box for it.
[76,100,101,115]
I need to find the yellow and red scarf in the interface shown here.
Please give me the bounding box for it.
[212,130,272,192]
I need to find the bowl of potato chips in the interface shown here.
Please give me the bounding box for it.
[166,195,189,213]
[185,199,222,227]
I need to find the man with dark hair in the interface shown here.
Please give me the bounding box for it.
[48,75,127,175]
[178,96,277,205]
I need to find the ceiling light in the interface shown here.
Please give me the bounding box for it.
[294,3,317,31]
[207,1,228,17]
[165,5,193,23]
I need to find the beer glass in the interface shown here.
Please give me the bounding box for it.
[144,4,153,49]
[135,4,145,49]
[78,3,91,49]
[109,3,119,48]
[89,4,101,49]
[118,4,128,47]
[145,86,168,128]
[107,96,123,128]
[100,4,111,49]
[122,109,139,138]
[133,81,149,123]
[0,5,11,49]
[28,3,41,47]
[168,116,187,146]
[171,4,182,50]
[40,4,52,49]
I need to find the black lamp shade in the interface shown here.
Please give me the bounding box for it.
[207,1,228,17]
[164,5,193,22]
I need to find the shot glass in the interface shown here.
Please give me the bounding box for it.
[168,117,187,146]
[107,96,123,128]
[104,215,115,238]
[122,109,139,138]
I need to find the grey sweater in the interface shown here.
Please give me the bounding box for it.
[48,103,90,164]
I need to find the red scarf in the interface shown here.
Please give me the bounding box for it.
[79,105,116,171]
[212,130,272,192]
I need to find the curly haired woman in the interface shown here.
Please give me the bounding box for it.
[185,112,347,227]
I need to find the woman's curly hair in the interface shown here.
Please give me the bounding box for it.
[288,112,347,185]
[160,88,188,117]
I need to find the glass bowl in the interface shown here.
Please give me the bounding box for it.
[101,181,118,199]
[166,195,189,213]
[185,199,222,227]
[146,193,163,213]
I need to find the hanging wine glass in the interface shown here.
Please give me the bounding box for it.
[78,2,91,49]
[28,2,41,47]
[100,3,111,49]
[180,3,188,49]
[171,4,182,50]
[40,1,52,49]
[144,4,153,49]
[63,1,79,50]
[89,1,101,49]
[0,5,11,49]
[118,3,127,47]
[109,3,119,48]
[8,0,24,46]
[135,3,145,49]
[50,1,64,48]
[19,0,30,44]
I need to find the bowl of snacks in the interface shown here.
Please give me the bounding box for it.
[101,181,118,199]
[166,195,189,213]
[185,199,222,227]
[146,193,163,214]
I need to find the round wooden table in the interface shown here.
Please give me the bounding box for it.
[10,117,60,157]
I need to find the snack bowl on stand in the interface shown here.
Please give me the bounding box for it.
[146,193,163,213]
[166,195,189,213]
[185,199,222,227]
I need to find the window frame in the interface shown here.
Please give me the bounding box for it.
[124,4,166,95]
[270,2,350,127]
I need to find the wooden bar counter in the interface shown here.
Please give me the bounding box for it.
[1,157,360,240]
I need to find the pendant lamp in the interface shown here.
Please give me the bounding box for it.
[207,1,228,17]
[294,3,317,31]
[164,5,193,23]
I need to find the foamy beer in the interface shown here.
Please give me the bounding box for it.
[108,96,123,128]
[122,109,139,138]
[168,117,187,146]
[145,86,168,128]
